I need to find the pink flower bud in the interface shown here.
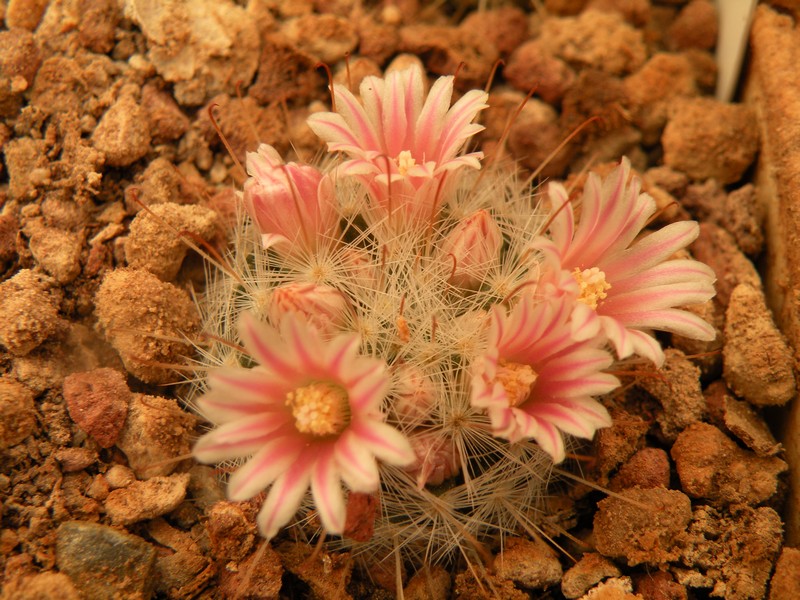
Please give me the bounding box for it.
[268,282,351,335]
[243,144,339,254]
[392,364,437,424]
[439,209,502,289]
[404,431,460,489]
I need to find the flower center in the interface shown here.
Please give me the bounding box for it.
[572,267,611,310]
[496,360,538,408]
[396,150,416,176]
[286,382,351,437]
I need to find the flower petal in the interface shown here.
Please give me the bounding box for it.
[256,461,312,540]
[311,448,346,534]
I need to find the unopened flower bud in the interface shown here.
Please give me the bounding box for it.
[243,144,339,255]
[393,364,437,424]
[404,431,460,488]
[439,209,502,289]
[268,282,350,335]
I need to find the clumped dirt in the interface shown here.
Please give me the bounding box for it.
[0,1,796,599]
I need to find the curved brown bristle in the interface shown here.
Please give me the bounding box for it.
[316,62,336,112]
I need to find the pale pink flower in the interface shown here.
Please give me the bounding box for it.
[307,65,489,223]
[193,313,414,540]
[268,282,351,335]
[471,293,618,463]
[534,158,716,366]
[243,143,340,254]
[438,209,502,289]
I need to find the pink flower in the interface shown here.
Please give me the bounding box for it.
[307,65,489,223]
[243,144,340,254]
[438,209,502,289]
[193,313,414,540]
[471,293,618,463]
[268,282,351,335]
[534,158,716,365]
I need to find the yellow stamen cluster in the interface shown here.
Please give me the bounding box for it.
[396,150,416,176]
[286,382,351,437]
[496,360,538,407]
[572,267,612,310]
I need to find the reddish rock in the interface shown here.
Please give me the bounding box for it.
[769,547,800,600]
[343,492,379,543]
[63,368,130,448]
[671,423,787,506]
[610,447,671,491]
[594,487,692,566]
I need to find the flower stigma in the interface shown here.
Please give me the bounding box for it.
[572,267,611,309]
[496,359,538,407]
[286,381,351,437]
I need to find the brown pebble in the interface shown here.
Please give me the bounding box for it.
[671,422,787,506]
[249,34,324,106]
[141,83,190,145]
[593,409,649,482]
[398,24,498,90]
[77,0,119,54]
[0,269,61,356]
[105,473,190,525]
[207,501,257,562]
[662,98,758,184]
[495,537,562,590]
[92,93,151,167]
[105,464,136,489]
[504,40,575,104]
[0,376,37,450]
[637,349,707,441]
[723,395,781,457]
[690,223,761,309]
[94,268,200,383]
[633,570,686,600]
[459,6,529,57]
[27,223,83,284]
[678,504,782,600]
[277,542,354,600]
[538,10,647,76]
[404,565,451,600]
[722,184,764,256]
[116,393,196,479]
[724,283,796,406]
[561,552,621,599]
[63,368,130,449]
[0,572,81,600]
[218,541,284,600]
[0,29,42,110]
[55,447,98,473]
[125,203,219,281]
[5,0,50,30]
[624,52,698,145]
[769,546,800,600]
[281,14,358,64]
[609,447,671,491]
[666,0,718,51]
[594,487,692,566]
